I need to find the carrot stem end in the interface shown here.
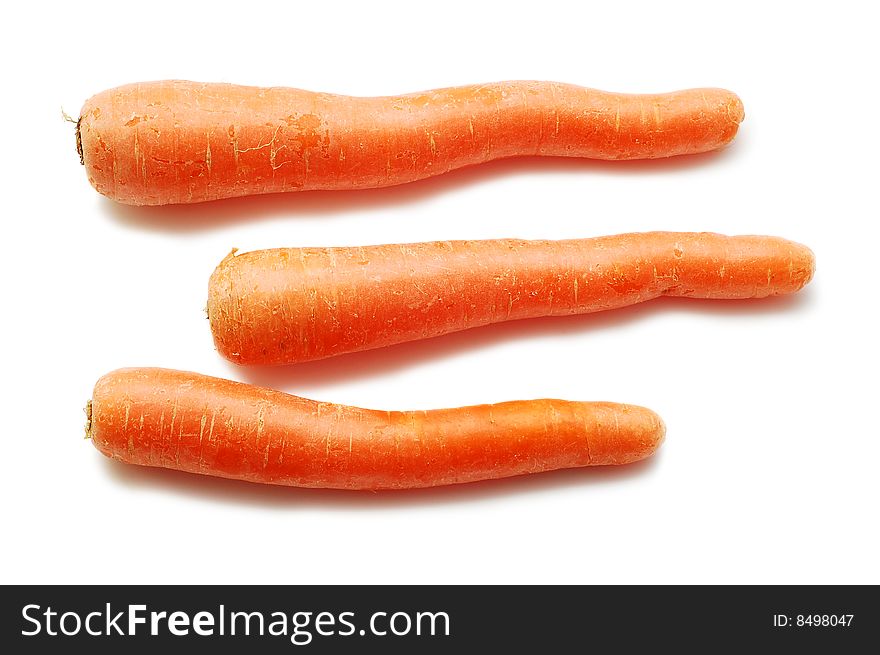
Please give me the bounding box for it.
[84,400,92,440]
[75,117,83,165]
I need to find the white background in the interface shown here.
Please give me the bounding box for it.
[2,1,877,584]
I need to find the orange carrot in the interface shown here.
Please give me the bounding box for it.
[208,232,814,366]
[88,368,664,490]
[77,80,744,205]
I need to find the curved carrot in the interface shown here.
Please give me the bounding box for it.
[77,80,744,205]
[208,232,815,366]
[88,368,665,490]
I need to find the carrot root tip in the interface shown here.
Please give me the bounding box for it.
[656,415,668,448]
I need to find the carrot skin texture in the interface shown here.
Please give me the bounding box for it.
[88,368,665,490]
[208,232,815,366]
[78,80,744,205]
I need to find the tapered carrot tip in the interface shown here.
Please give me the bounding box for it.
[77,80,744,206]
[87,368,665,490]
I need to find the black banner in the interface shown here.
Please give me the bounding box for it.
[2,585,876,652]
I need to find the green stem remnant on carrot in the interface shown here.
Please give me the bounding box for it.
[88,368,665,490]
[208,232,815,366]
[78,80,744,205]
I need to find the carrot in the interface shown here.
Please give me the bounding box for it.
[87,368,664,490]
[208,232,815,366]
[77,80,744,205]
